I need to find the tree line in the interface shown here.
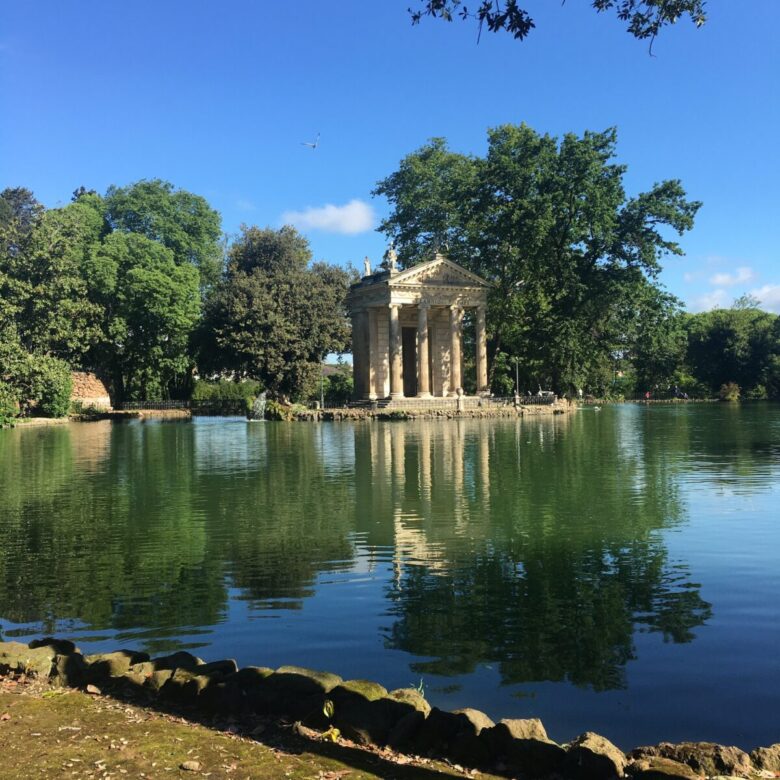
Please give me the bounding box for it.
[0,182,353,421]
[375,124,780,401]
[1,122,778,421]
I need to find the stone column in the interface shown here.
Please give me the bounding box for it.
[476,305,488,395]
[389,303,404,399]
[367,308,378,400]
[416,302,432,398]
[449,305,462,396]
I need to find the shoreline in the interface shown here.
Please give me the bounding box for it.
[2,639,777,780]
[4,400,573,428]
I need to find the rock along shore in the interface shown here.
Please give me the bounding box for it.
[2,639,777,780]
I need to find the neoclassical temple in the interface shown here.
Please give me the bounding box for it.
[348,251,491,400]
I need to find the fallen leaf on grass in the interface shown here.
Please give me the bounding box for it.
[180,760,202,771]
[85,684,102,695]
[0,712,10,721]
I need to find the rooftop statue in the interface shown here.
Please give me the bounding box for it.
[381,245,399,273]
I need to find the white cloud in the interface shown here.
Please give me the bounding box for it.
[281,199,374,235]
[235,198,256,212]
[709,266,754,287]
[750,284,780,313]
[690,289,729,312]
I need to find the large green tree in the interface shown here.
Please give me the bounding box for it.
[629,288,688,393]
[85,232,201,401]
[0,182,225,411]
[684,304,778,396]
[104,179,223,289]
[375,124,700,394]
[0,200,104,361]
[199,226,352,400]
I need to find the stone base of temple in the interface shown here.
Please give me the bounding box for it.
[343,395,573,414]
[293,396,574,421]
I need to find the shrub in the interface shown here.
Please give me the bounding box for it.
[0,380,20,426]
[265,399,291,421]
[745,384,767,400]
[323,372,353,407]
[192,379,262,403]
[719,382,740,402]
[670,370,709,399]
[265,400,309,421]
[16,355,73,417]
[69,400,107,419]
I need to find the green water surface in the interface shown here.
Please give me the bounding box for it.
[1,404,778,748]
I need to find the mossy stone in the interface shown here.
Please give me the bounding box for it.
[53,652,88,687]
[630,743,751,778]
[152,651,204,671]
[387,687,430,716]
[30,637,78,655]
[147,669,173,691]
[232,666,274,686]
[333,679,387,702]
[452,708,495,735]
[85,650,150,680]
[628,757,703,780]
[160,668,211,704]
[498,717,548,741]
[0,641,56,677]
[565,732,627,780]
[751,745,780,772]
[198,659,238,678]
[128,661,155,678]
[269,666,342,695]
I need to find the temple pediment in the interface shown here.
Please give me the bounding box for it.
[391,254,491,289]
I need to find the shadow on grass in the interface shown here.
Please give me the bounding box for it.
[81,673,489,780]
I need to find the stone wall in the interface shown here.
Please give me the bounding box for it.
[3,638,775,780]
[70,372,112,409]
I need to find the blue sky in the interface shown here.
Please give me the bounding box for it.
[1,1,778,312]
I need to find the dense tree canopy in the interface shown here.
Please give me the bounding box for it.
[104,179,223,289]
[85,232,201,401]
[684,306,779,397]
[0,181,223,408]
[1,164,778,418]
[199,226,353,400]
[376,124,701,394]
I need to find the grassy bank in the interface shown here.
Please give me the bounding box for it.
[0,674,492,780]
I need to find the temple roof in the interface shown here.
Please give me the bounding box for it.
[389,253,492,289]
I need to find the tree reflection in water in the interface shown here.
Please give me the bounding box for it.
[0,412,714,690]
[354,417,711,691]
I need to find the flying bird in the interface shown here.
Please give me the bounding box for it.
[301,132,320,150]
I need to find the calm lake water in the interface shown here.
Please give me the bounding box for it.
[1,405,779,749]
